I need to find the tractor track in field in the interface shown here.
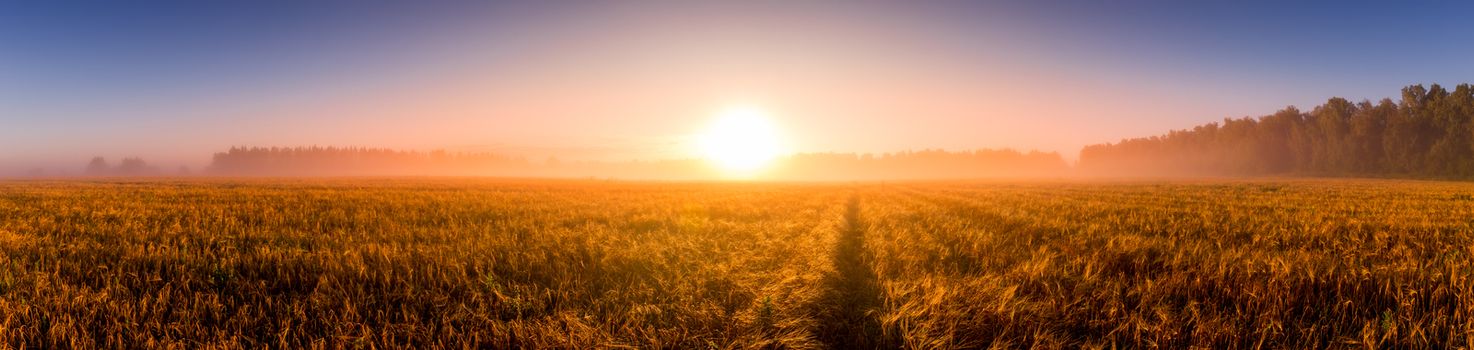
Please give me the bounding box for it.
[815,195,895,349]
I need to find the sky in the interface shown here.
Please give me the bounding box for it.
[4,1,1474,174]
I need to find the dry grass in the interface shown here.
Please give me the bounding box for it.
[865,180,1474,349]
[0,178,1470,348]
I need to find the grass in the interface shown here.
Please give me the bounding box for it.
[0,178,1470,348]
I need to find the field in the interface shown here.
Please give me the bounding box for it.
[0,178,1471,348]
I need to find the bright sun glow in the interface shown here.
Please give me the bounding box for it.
[699,106,782,172]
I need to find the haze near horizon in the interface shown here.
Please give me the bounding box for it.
[4,1,1474,177]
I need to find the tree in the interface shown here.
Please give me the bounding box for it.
[85,157,109,175]
[116,157,155,175]
[1078,84,1474,179]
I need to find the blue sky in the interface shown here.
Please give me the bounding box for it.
[3,1,1473,173]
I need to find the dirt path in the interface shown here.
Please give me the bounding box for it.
[816,196,894,349]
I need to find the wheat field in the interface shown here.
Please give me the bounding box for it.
[0,178,1470,348]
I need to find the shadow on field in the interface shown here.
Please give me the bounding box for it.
[816,196,895,349]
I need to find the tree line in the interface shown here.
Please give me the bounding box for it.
[1079,84,1474,178]
[207,146,532,176]
[103,82,1474,181]
[84,157,167,176]
[198,146,1067,179]
[773,149,1067,180]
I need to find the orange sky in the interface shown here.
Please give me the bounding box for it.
[5,2,1465,174]
[191,3,1289,163]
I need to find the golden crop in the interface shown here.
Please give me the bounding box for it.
[0,178,1470,349]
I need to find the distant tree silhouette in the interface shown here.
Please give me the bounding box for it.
[772,149,1068,180]
[116,157,156,175]
[205,145,1067,179]
[82,156,160,176]
[85,157,109,175]
[1079,83,1474,178]
[207,146,532,176]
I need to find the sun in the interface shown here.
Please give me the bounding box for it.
[698,106,783,173]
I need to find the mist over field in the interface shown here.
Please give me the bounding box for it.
[12,83,1474,182]
[5,1,1474,349]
